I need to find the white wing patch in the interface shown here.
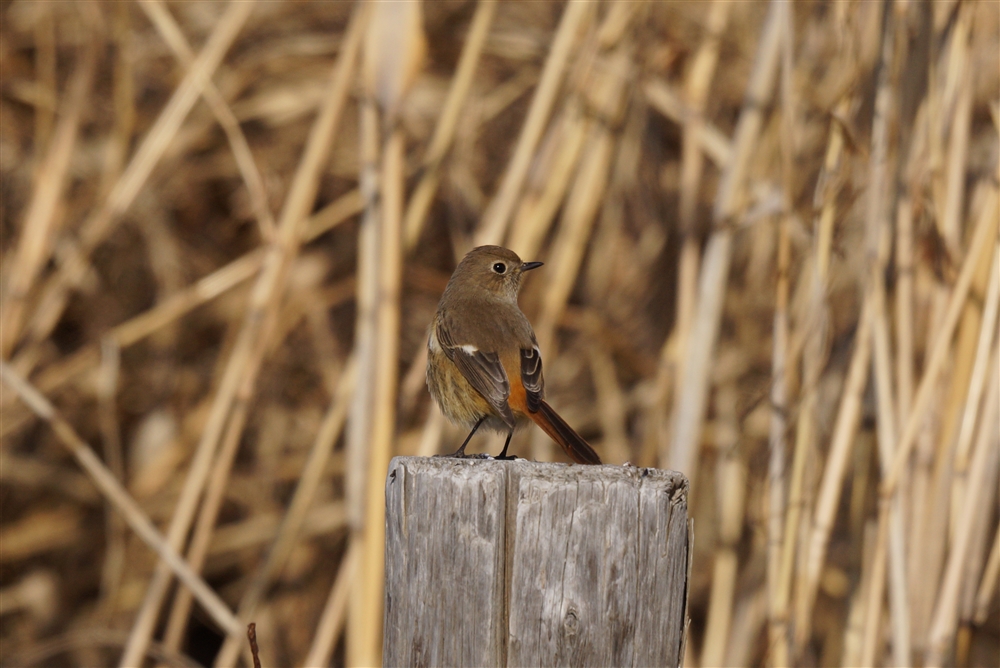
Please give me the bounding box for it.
[460,344,479,354]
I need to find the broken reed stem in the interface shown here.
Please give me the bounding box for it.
[403,0,497,250]
[0,362,241,637]
[671,0,782,484]
[475,0,591,247]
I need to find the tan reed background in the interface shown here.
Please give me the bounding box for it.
[1,1,998,666]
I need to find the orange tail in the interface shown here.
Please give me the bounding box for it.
[529,401,602,465]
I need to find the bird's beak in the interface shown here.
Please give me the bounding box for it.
[521,261,544,272]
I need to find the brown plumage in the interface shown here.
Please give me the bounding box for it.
[426,245,602,465]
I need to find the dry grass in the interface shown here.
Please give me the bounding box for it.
[1,1,998,666]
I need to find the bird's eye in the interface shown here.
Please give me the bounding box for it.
[492,262,507,274]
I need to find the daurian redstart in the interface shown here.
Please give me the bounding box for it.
[426,245,602,465]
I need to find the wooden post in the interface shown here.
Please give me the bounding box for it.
[383,457,691,667]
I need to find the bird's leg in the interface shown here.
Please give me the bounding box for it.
[439,416,486,458]
[495,430,516,460]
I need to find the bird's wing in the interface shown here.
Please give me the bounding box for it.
[436,316,515,427]
[519,344,544,413]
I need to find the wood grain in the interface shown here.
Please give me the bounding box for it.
[384,457,689,667]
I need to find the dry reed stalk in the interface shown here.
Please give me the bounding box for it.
[0,187,361,436]
[96,339,126,612]
[860,498,891,666]
[0,250,263,436]
[651,0,729,472]
[11,630,201,668]
[642,78,732,167]
[956,443,996,666]
[776,283,822,665]
[938,4,973,255]
[701,385,744,666]
[0,32,97,358]
[765,210,792,668]
[0,453,98,505]
[302,540,359,667]
[415,405,447,458]
[793,88,854,641]
[780,6,838,657]
[925,358,999,666]
[161,379,258,651]
[137,0,277,242]
[31,2,56,157]
[213,359,356,668]
[347,4,423,664]
[202,11,370,668]
[475,1,591,247]
[802,299,872,621]
[931,185,997,572]
[403,0,497,250]
[506,100,586,261]
[973,529,1000,626]
[533,44,630,357]
[669,0,782,483]
[98,2,135,200]
[884,184,999,493]
[206,502,345,559]
[585,343,630,465]
[353,123,404,668]
[950,247,1000,507]
[0,362,241,637]
[119,4,363,663]
[863,7,914,662]
[725,587,769,667]
[843,519,877,666]
[907,285,949,649]
[17,0,257,362]
[894,192,915,431]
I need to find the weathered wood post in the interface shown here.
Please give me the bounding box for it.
[383,457,690,667]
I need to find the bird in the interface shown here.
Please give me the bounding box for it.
[425,245,602,465]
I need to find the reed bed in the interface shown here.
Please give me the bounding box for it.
[1,1,997,666]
